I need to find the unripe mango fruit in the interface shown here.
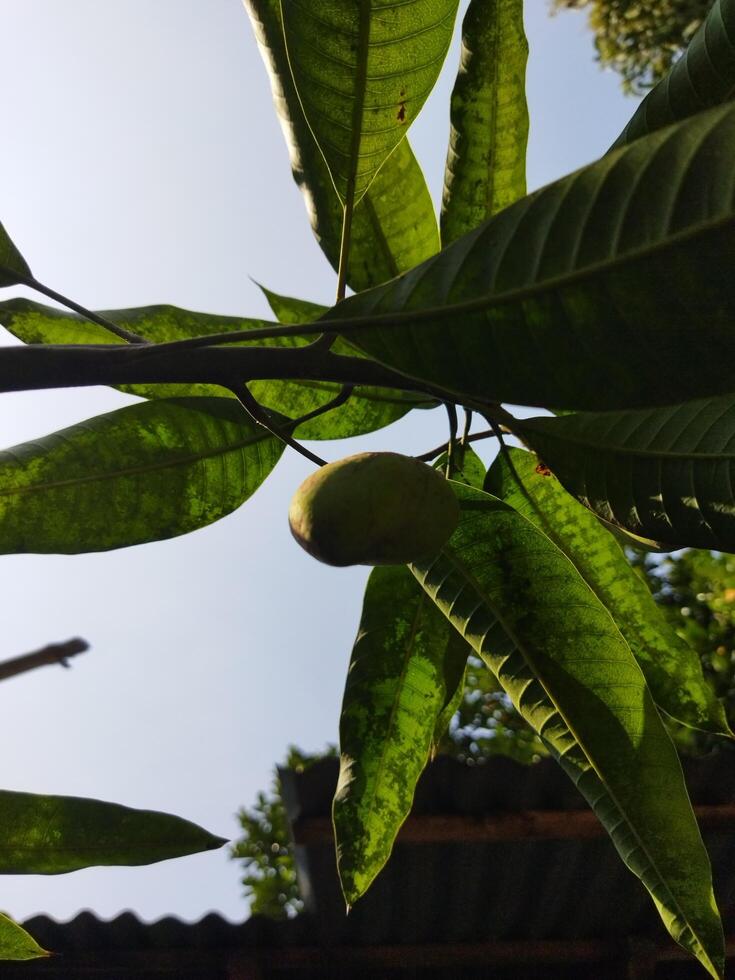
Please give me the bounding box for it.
[288,452,460,567]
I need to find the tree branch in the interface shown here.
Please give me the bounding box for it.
[0,343,445,399]
[0,638,89,683]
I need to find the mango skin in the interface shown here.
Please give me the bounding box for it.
[288,452,460,567]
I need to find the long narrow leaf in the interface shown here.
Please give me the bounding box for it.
[334,564,468,907]
[0,789,226,874]
[282,0,458,206]
[326,101,735,411]
[612,0,735,149]
[486,447,729,735]
[0,915,47,961]
[0,397,283,554]
[520,394,735,551]
[441,0,528,244]
[245,0,440,291]
[412,484,724,978]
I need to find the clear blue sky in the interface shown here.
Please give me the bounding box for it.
[0,1,639,923]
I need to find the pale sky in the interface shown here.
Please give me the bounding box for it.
[0,1,640,923]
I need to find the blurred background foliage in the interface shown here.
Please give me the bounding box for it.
[552,0,711,92]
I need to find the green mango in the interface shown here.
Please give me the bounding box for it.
[288,452,459,567]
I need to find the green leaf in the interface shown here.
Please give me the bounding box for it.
[441,0,529,244]
[257,284,327,324]
[0,298,434,440]
[0,397,283,554]
[432,443,486,488]
[519,394,735,552]
[328,101,735,411]
[0,221,31,289]
[412,484,724,978]
[0,789,226,874]
[282,0,458,206]
[334,564,468,906]
[486,447,729,735]
[0,914,48,961]
[612,0,735,149]
[246,0,440,291]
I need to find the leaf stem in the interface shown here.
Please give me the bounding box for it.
[18,276,149,345]
[444,402,458,478]
[231,383,327,467]
[284,385,354,433]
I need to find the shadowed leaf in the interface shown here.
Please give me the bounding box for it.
[327,102,735,411]
[520,394,735,552]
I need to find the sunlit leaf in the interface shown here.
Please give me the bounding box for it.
[0,789,226,873]
[486,447,729,735]
[334,564,468,906]
[0,914,47,961]
[282,0,458,205]
[246,0,440,291]
[0,397,283,553]
[0,221,31,289]
[412,484,724,978]
[441,0,528,243]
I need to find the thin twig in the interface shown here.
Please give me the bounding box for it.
[19,276,148,345]
[461,409,473,446]
[444,402,459,479]
[415,428,501,463]
[0,638,89,683]
[284,385,354,433]
[231,383,327,467]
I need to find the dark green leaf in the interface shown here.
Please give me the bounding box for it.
[0,397,283,554]
[282,0,458,205]
[519,394,735,552]
[0,221,31,289]
[486,447,729,735]
[334,564,468,906]
[412,484,724,978]
[441,0,529,244]
[0,789,226,873]
[0,915,47,961]
[329,102,735,411]
[246,0,440,291]
[612,0,735,149]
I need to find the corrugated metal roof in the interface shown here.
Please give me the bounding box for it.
[8,752,735,978]
[280,753,735,950]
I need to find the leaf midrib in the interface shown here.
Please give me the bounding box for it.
[521,421,735,462]
[327,195,735,334]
